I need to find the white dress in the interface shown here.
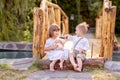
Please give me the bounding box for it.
[45,38,69,60]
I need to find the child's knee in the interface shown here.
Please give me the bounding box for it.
[76,54,86,61]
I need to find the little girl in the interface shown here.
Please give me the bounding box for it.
[44,24,69,71]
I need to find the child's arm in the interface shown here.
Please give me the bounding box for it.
[55,39,64,47]
[44,39,58,51]
[44,44,58,51]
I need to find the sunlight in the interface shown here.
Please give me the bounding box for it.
[64,41,73,51]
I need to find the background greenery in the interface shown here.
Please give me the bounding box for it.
[0,0,119,41]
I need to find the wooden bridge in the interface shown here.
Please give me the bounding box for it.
[33,0,117,61]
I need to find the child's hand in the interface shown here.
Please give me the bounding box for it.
[52,44,58,49]
[55,40,62,43]
[64,34,69,39]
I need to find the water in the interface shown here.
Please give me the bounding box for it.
[0,50,33,59]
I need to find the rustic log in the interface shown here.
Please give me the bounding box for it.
[33,8,39,57]
[46,1,68,19]
[95,16,102,39]
[64,18,69,34]
[48,7,55,25]
[38,58,104,70]
[45,6,50,41]
[54,8,61,27]
[100,0,117,60]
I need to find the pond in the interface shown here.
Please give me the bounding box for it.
[0,49,120,61]
[0,50,32,59]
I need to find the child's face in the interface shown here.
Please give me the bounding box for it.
[75,27,83,36]
[53,29,59,38]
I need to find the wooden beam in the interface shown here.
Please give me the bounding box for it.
[46,1,68,19]
[48,7,56,25]
[54,8,61,27]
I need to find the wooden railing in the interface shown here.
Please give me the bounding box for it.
[33,0,69,58]
[96,0,117,60]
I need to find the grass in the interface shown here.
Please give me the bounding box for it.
[0,68,38,80]
[93,69,120,80]
[0,59,40,80]
[84,66,120,80]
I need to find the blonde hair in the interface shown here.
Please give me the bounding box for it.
[76,22,89,34]
[49,23,60,37]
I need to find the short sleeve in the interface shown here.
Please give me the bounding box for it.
[45,39,51,48]
[82,39,89,51]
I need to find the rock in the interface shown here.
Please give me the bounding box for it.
[104,61,120,72]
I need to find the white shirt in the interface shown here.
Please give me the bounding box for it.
[68,35,89,51]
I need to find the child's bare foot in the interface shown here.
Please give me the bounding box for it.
[73,64,78,71]
[75,67,81,72]
[59,62,63,70]
[50,63,55,72]
[50,68,55,71]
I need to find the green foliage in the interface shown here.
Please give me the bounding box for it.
[0,0,41,41]
[57,0,103,33]
[0,64,11,70]
[0,0,120,41]
[29,58,42,70]
[112,0,120,33]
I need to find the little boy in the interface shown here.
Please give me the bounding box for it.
[68,22,89,72]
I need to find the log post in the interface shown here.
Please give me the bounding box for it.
[33,8,45,58]
[108,6,116,59]
[33,8,39,57]
[100,0,116,60]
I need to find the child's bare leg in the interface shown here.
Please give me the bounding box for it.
[59,59,64,70]
[76,57,82,72]
[69,53,78,70]
[50,60,58,71]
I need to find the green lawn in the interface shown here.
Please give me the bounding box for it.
[84,67,120,80]
[0,68,38,80]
